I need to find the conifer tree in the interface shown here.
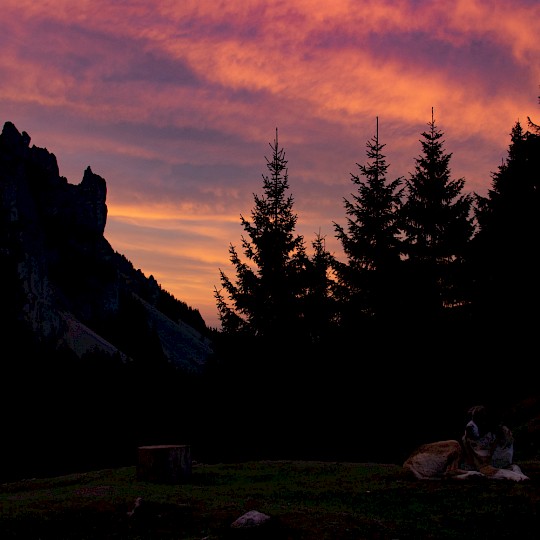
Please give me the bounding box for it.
[214,129,309,342]
[333,118,404,325]
[401,109,474,317]
[301,231,338,343]
[472,119,540,330]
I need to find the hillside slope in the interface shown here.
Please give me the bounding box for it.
[0,120,212,372]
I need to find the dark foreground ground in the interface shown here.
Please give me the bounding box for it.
[1,459,540,539]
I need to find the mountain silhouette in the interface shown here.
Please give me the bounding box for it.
[0,120,212,373]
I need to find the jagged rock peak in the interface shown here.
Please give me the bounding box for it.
[1,121,31,156]
[82,165,107,198]
[1,120,59,177]
[1,121,108,235]
[2,120,29,143]
[80,165,108,234]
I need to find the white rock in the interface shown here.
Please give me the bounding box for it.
[231,510,271,528]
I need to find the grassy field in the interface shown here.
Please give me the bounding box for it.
[1,459,540,539]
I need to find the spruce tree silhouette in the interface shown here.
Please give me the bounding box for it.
[211,131,322,460]
[401,108,474,324]
[472,119,540,351]
[214,129,309,346]
[333,117,404,330]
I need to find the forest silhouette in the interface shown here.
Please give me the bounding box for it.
[213,108,539,369]
[2,98,539,482]
[207,104,540,465]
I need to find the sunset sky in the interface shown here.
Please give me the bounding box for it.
[2,1,539,329]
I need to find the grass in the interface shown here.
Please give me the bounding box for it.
[1,459,540,539]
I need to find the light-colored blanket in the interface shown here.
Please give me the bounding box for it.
[403,426,529,481]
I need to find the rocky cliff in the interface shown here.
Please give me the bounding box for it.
[0,121,212,373]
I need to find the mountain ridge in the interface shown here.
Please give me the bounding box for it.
[0,120,212,373]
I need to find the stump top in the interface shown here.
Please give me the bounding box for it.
[138,444,189,450]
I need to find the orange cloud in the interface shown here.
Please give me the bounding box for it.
[2,0,537,329]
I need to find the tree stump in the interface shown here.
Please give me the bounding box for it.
[136,444,192,483]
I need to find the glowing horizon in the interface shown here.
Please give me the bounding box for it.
[2,1,538,328]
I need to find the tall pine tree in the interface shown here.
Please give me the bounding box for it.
[333,118,404,327]
[214,129,309,343]
[472,119,540,333]
[401,109,474,320]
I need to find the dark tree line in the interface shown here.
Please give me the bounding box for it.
[212,106,540,389]
[471,117,540,335]
[5,103,539,479]
[202,105,540,464]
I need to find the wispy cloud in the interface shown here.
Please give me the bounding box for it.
[2,0,538,327]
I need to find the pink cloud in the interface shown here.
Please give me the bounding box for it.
[1,0,537,327]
